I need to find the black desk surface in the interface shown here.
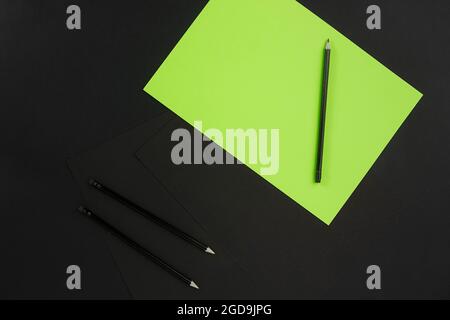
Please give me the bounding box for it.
[1,0,449,299]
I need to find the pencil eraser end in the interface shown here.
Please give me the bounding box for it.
[315,172,322,183]
[78,206,92,216]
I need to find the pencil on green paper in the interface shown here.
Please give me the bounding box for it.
[316,39,331,183]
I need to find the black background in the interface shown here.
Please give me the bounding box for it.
[1,0,449,299]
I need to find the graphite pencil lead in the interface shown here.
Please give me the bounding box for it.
[190,281,200,290]
[205,247,216,255]
[326,39,331,50]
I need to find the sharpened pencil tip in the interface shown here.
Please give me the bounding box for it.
[325,39,331,50]
[205,247,215,255]
[190,281,200,290]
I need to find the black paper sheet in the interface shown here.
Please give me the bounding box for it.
[68,113,259,299]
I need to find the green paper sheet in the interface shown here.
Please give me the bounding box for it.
[144,0,422,225]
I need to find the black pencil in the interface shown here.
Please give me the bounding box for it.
[316,39,331,183]
[78,206,200,290]
[88,179,215,255]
